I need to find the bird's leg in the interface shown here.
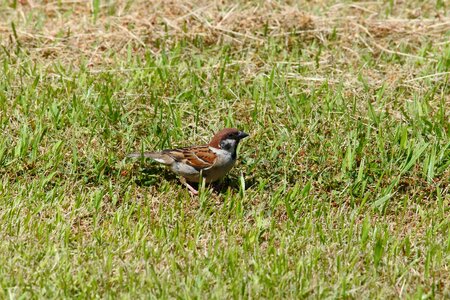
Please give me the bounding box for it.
[179,177,198,196]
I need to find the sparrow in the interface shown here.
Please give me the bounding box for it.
[128,128,249,195]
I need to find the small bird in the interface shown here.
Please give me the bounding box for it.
[128,128,249,195]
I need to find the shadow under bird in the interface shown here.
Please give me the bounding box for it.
[128,128,249,195]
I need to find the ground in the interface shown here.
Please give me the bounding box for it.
[0,0,449,298]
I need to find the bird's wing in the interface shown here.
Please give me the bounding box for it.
[163,145,217,170]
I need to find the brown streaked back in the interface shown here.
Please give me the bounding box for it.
[162,146,217,170]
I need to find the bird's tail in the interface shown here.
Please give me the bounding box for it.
[127,152,174,165]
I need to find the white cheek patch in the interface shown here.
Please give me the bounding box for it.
[220,139,237,152]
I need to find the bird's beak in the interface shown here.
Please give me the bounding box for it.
[238,131,249,139]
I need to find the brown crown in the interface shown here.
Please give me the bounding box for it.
[209,128,240,148]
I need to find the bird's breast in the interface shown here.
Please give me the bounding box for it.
[203,147,236,182]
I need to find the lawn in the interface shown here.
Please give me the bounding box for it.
[0,0,449,298]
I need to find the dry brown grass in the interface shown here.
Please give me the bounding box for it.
[1,1,448,110]
[2,1,448,67]
[1,1,448,117]
[0,0,450,123]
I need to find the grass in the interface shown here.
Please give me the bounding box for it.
[0,0,449,298]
